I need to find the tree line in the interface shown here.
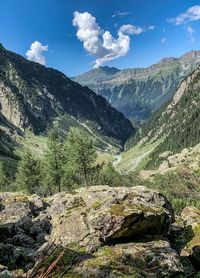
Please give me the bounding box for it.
[0,128,137,195]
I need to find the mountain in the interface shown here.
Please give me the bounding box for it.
[0,44,133,156]
[73,51,200,122]
[127,64,200,168]
[72,66,120,85]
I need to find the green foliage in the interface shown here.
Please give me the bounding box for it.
[15,151,41,194]
[0,161,9,191]
[41,130,64,194]
[62,128,97,187]
[91,162,142,188]
[146,168,200,215]
[127,68,200,169]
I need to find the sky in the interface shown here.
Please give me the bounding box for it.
[0,0,200,76]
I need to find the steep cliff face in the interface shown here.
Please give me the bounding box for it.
[0,44,134,154]
[74,51,200,122]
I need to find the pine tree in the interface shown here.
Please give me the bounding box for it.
[15,151,40,194]
[0,161,8,191]
[63,128,97,187]
[42,130,63,194]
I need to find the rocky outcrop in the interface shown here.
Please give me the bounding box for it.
[0,187,199,277]
[0,193,51,274]
[48,186,174,250]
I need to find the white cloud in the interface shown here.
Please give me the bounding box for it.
[185,25,195,42]
[161,37,167,44]
[112,11,131,18]
[72,11,144,68]
[168,5,200,25]
[119,24,144,35]
[26,41,48,65]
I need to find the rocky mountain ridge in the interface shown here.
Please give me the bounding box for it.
[73,51,200,122]
[0,186,200,277]
[0,43,134,156]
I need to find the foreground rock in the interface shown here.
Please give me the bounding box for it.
[0,193,51,273]
[48,186,174,250]
[0,186,198,277]
[175,207,200,269]
[30,239,183,278]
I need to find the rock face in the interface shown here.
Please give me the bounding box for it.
[0,43,134,156]
[0,193,51,273]
[0,186,199,277]
[48,186,174,250]
[71,240,183,278]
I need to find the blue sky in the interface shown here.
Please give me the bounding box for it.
[0,0,200,76]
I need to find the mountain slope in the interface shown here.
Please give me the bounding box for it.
[73,51,200,122]
[127,65,200,168]
[0,43,134,155]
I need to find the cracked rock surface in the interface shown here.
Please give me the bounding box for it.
[0,186,199,277]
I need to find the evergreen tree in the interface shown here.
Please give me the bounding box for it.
[63,128,97,187]
[100,162,119,186]
[42,130,63,194]
[15,151,40,194]
[0,161,8,191]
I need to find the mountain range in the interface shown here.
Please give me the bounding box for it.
[125,64,200,169]
[73,51,200,123]
[1,42,200,171]
[0,43,133,156]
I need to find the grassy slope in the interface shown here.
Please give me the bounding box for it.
[116,139,163,173]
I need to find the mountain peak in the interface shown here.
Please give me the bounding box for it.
[98,66,120,74]
[180,50,200,60]
[157,57,177,64]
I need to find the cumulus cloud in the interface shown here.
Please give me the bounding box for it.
[168,5,200,25]
[72,11,146,68]
[112,11,131,18]
[26,41,48,65]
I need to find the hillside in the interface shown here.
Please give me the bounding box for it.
[125,65,200,169]
[74,51,200,122]
[0,44,134,156]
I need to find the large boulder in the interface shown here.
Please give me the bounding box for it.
[0,193,51,271]
[78,240,184,278]
[48,186,174,250]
